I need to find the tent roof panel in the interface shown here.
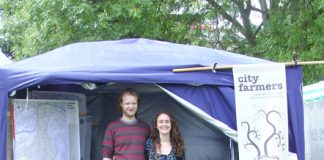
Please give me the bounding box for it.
[9,38,272,70]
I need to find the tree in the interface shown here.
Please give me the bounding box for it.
[0,0,203,59]
[253,0,324,84]
[189,0,323,84]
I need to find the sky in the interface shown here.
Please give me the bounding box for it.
[250,0,263,25]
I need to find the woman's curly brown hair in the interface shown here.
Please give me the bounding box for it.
[150,111,185,156]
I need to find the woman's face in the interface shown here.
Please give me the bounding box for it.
[156,113,172,135]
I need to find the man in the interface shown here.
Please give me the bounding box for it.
[103,88,150,160]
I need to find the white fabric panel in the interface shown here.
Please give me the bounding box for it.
[304,99,324,160]
[304,81,324,160]
[303,81,324,102]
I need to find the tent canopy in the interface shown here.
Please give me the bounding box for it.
[0,38,304,160]
[4,38,272,90]
[8,38,270,69]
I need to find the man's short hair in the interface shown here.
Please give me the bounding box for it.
[118,87,140,105]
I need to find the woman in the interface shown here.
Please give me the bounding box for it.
[145,112,185,160]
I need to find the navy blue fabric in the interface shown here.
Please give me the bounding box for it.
[0,92,7,160]
[286,66,304,160]
[0,38,304,160]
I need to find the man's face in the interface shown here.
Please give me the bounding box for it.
[120,94,138,118]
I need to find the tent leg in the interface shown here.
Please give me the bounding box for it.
[6,102,13,160]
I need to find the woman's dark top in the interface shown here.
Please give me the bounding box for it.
[145,138,185,160]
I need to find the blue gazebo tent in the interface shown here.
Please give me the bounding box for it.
[0,38,304,160]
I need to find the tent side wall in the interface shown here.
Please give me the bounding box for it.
[0,92,8,159]
[286,66,304,160]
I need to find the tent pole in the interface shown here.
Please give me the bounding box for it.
[172,60,324,73]
[6,101,13,160]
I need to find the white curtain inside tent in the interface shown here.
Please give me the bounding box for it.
[303,81,324,160]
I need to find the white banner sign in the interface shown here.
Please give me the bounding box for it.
[233,64,288,160]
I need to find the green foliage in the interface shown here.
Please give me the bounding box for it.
[253,0,324,84]
[0,0,204,59]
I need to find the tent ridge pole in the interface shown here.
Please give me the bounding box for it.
[172,60,324,73]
